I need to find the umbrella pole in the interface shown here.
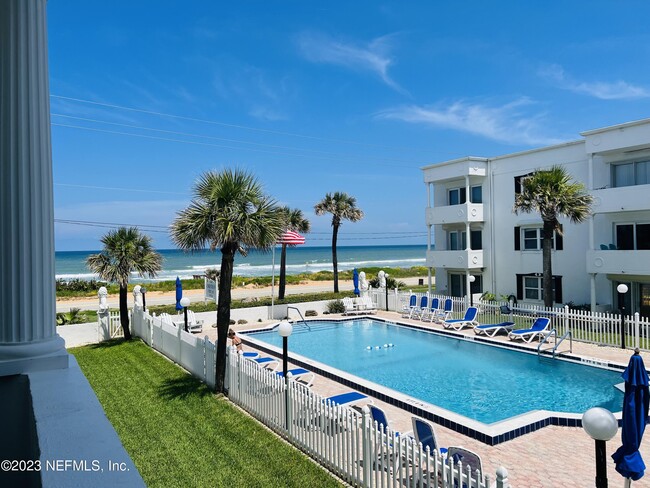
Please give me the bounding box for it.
[625,479,632,488]
[271,246,275,320]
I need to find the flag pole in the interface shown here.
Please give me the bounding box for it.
[271,245,276,320]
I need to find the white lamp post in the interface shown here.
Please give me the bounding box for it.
[180,297,190,332]
[469,275,476,307]
[582,407,618,488]
[617,284,629,349]
[278,320,293,430]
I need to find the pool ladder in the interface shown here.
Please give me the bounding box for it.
[286,306,311,331]
[537,329,573,358]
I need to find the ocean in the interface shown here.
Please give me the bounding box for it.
[55,245,427,282]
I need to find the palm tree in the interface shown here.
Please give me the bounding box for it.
[87,227,162,339]
[513,165,593,307]
[170,169,283,393]
[278,207,311,300]
[314,192,364,293]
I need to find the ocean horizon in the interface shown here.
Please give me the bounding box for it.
[55,244,428,282]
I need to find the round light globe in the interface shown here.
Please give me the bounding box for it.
[582,407,618,441]
[180,297,190,308]
[141,286,147,294]
[617,284,629,294]
[277,320,293,338]
[469,275,476,283]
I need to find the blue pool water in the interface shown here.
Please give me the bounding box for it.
[247,319,624,424]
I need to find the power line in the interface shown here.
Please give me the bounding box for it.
[55,183,187,196]
[50,94,433,154]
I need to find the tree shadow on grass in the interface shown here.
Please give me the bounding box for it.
[77,338,131,350]
[157,375,212,401]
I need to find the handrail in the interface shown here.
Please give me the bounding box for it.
[552,330,572,358]
[537,328,557,356]
[286,306,311,331]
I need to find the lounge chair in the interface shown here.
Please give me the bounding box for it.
[369,405,411,436]
[410,295,429,319]
[442,307,479,330]
[436,298,454,322]
[342,297,356,315]
[411,417,447,455]
[360,295,377,313]
[420,298,440,322]
[240,351,259,359]
[159,312,174,326]
[276,367,315,387]
[250,356,280,371]
[186,310,204,333]
[401,294,417,318]
[473,321,515,337]
[325,391,369,407]
[369,405,413,471]
[508,317,550,343]
[447,446,483,487]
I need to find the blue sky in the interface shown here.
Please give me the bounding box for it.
[48,1,650,251]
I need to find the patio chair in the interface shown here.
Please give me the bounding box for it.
[401,294,417,318]
[447,446,483,487]
[369,405,413,472]
[360,295,377,313]
[369,405,412,437]
[159,313,174,326]
[473,321,515,337]
[186,310,203,333]
[411,417,447,455]
[508,317,550,343]
[342,297,356,315]
[600,244,609,250]
[420,297,440,322]
[410,295,429,319]
[435,298,454,322]
[250,356,280,371]
[303,391,372,434]
[276,367,315,387]
[442,307,479,330]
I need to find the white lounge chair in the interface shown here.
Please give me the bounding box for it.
[401,294,417,318]
[442,307,479,330]
[342,297,356,315]
[186,310,203,333]
[473,321,515,337]
[159,313,174,326]
[410,295,429,319]
[276,367,315,387]
[435,298,454,322]
[420,297,441,322]
[360,295,377,313]
[508,317,550,343]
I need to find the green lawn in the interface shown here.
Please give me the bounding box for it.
[71,340,342,488]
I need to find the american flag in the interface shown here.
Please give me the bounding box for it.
[278,230,305,245]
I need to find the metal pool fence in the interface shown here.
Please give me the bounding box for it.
[130,306,511,487]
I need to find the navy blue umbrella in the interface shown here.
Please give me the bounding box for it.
[175,276,183,311]
[612,349,650,482]
[353,268,360,297]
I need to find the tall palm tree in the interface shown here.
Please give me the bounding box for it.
[278,207,311,300]
[87,227,162,340]
[170,169,283,392]
[314,192,364,293]
[513,165,593,307]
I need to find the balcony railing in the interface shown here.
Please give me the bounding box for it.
[426,203,484,225]
[586,249,650,274]
[591,185,650,213]
[426,249,484,269]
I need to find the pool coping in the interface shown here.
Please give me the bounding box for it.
[241,316,629,446]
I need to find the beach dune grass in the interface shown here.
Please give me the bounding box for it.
[71,340,342,488]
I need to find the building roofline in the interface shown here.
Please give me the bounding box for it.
[421,156,488,171]
[490,139,584,161]
[580,117,650,136]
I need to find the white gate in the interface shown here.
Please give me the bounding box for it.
[109,311,124,338]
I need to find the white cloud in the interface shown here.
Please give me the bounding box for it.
[540,64,650,100]
[376,98,561,146]
[297,31,406,94]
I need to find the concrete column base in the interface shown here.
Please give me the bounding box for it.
[0,336,68,376]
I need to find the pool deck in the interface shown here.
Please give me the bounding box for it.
[222,312,650,487]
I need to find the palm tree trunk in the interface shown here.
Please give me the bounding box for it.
[215,242,236,393]
[279,243,287,300]
[119,284,131,340]
[332,224,339,293]
[542,220,554,308]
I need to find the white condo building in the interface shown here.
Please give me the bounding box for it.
[422,118,650,318]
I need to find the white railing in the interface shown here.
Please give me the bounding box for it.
[109,310,124,338]
[381,289,650,351]
[130,307,511,487]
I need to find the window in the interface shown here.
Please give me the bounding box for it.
[470,185,483,203]
[517,227,555,251]
[612,160,650,187]
[448,187,466,205]
[616,223,650,250]
[470,230,482,250]
[448,274,483,297]
[514,172,535,194]
[448,231,466,250]
[516,274,563,303]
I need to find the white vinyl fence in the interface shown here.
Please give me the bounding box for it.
[375,289,650,351]
[130,307,511,487]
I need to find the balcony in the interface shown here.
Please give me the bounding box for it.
[426,249,484,269]
[591,185,650,214]
[586,249,650,274]
[426,203,484,225]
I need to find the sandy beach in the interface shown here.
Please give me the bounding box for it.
[55,276,428,312]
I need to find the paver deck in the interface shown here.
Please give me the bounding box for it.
[225,311,650,487]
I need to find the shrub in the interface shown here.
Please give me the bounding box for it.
[229,319,236,325]
[304,310,318,317]
[237,319,248,324]
[326,299,345,314]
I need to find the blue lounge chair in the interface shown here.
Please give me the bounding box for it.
[420,298,440,322]
[508,317,551,343]
[276,367,315,387]
[369,405,412,436]
[325,391,369,407]
[435,298,454,322]
[241,351,259,359]
[442,307,479,330]
[401,294,417,318]
[251,356,280,371]
[411,417,447,455]
[473,321,515,337]
[410,295,429,319]
[447,446,483,487]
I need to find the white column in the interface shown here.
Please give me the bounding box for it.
[0,0,67,374]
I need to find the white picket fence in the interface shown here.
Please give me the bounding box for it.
[109,311,124,338]
[375,289,650,351]
[129,307,511,487]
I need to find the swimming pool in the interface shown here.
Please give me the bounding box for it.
[246,319,623,424]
